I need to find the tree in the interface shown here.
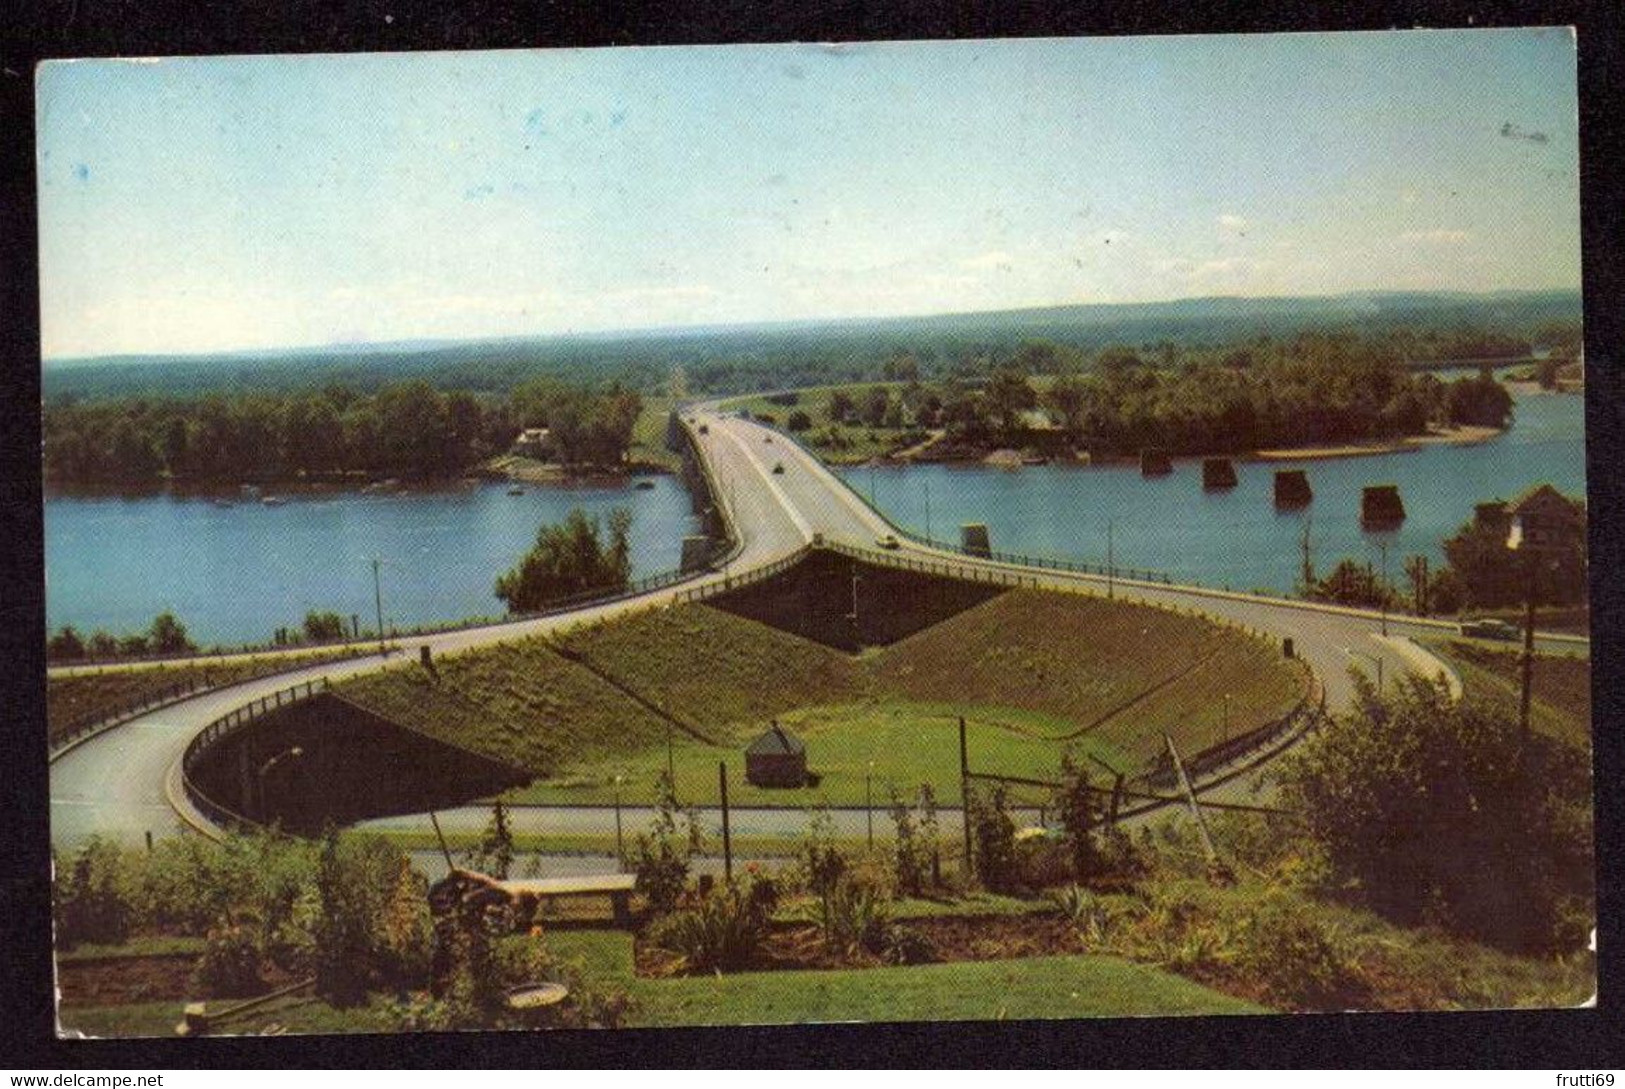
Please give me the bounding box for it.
[828,390,856,424]
[982,367,1037,438]
[1281,674,1593,950]
[1443,373,1514,428]
[860,388,891,429]
[786,410,813,432]
[1053,753,1104,881]
[494,508,634,613]
[48,626,86,660]
[1304,559,1394,609]
[148,612,196,655]
[303,611,348,643]
[465,801,515,880]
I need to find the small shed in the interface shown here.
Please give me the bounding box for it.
[745,722,807,788]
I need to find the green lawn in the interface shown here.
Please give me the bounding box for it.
[506,699,1131,807]
[628,394,681,471]
[545,930,1266,1025]
[338,590,1305,808]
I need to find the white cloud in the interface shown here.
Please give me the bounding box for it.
[958,250,1014,270]
[1397,229,1472,245]
[1217,213,1249,231]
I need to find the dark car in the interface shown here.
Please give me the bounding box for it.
[1459,618,1520,641]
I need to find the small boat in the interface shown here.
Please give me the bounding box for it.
[633,479,656,490]
[211,498,236,508]
[261,495,286,507]
[507,485,525,496]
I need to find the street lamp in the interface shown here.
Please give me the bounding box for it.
[1106,518,1115,600]
[865,761,875,850]
[612,774,626,870]
[364,556,390,658]
[1375,539,1390,637]
[256,746,304,822]
[1344,647,1384,695]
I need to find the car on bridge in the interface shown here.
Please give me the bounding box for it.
[1459,618,1521,641]
[876,534,900,550]
[773,462,785,474]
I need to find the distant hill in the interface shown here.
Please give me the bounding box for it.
[41,289,1581,402]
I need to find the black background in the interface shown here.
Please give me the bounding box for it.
[2,0,1620,1069]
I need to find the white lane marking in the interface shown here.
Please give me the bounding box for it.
[730,416,892,538]
[714,419,813,540]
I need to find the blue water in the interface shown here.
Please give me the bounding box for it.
[839,388,1586,594]
[44,477,700,645]
[42,385,1585,646]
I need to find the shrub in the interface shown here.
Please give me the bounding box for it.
[810,871,893,956]
[633,771,702,915]
[967,782,1017,892]
[1281,673,1594,950]
[880,924,935,966]
[1053,752,1106,880]
[56,837,134,948]
[648,875,778,974]
[1238,899,1368,1011]
[193,912,266,997]
[887,784,940,896]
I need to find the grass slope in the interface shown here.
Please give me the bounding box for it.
[1428,639,1591,750]
[874,591,1307,765]
[338,589,1304,805]
[47,650,363,746]
[337,642,675,772]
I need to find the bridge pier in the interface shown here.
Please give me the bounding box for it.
[961,523,992,558]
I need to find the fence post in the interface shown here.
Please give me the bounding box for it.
[958,717,973,878]
[719,761,733,883]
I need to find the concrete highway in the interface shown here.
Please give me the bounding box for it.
[49,408,1582,849]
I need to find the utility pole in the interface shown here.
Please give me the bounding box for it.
[612,774,626,870]
[923,477,932,543]
[1299,515,1314,591]
[1377,540,1389,637]
[1519,548,1536,738]
[866,761,875,850]
[958,716,972,877]
[1106,518,1115,600]
[369,557,387,657]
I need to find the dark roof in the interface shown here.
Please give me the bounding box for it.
[1510,483,1582,517]
[746,723,805,756]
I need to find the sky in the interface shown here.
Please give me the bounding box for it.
[37,30,1580,360]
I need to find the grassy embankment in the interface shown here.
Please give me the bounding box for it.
[1426,638,1591,750]
[46,650,367,748]
[334,589,1306,808]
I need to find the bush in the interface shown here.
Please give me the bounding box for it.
[647,875,778,974]
[967,783,1017,892]
[1281,673,1593,951]
[633,771,701,916]
[55,838,135,948]
[193,913,266,997]
[887,784,940,896]
[1237,899,1368,1011]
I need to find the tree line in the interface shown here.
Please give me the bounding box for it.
[43,378,642,486]
[800,336,1517,457]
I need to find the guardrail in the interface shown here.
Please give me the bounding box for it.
[179,678,332,835]
[673,544,814,604]
[48,647,379,760]
[1144,669,1328,790]
[763,416,1179,584]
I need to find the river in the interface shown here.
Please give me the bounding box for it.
[838,385,1585,595]
[43,385,1584,645]
[44,474,700,645]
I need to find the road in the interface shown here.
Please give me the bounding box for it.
[49,408,1582,850]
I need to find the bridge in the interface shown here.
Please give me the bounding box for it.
[48,407,1580,847]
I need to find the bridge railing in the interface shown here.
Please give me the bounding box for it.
[673,544,815,604]
[759,415,1179,586]
[47,646,378,759]
[180,677,332,836]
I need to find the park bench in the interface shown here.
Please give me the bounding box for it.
[497,873,638,928]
